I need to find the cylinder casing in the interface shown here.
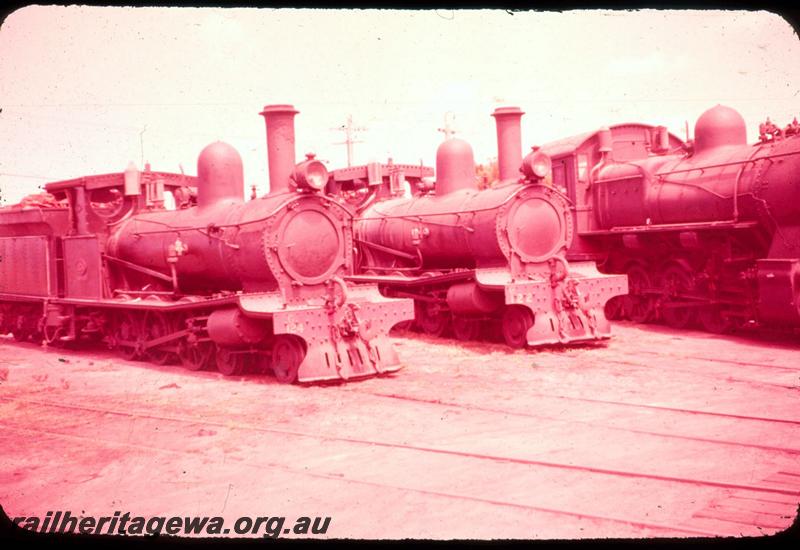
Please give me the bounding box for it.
[207,308,269,346]
[446,282,504,315]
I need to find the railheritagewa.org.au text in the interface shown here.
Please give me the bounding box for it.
[12,511,331,537]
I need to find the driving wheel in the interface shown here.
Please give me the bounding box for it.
[659,265,698,329]
[452,316,482,341]
[625,265,655,323]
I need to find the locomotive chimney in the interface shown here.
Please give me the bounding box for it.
[492,106,525,182]
[196,141,244,209]
[260,104,299,195]
[435,138,476,195]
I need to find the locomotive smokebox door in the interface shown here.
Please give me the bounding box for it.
[63,235,104,299]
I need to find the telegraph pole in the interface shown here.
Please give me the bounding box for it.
[139,125,147,166]
[437,111,457,141]
[332,115,366,167]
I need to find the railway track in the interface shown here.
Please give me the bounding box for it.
[589,354,800,392]
[2,326,799,537]
[5,336,798,425]
[338,388,800,455]
[3,395,799,500]
[0,411,760,536]
[0,423,719,537]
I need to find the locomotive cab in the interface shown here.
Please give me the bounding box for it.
[39,168,199,300]
[46,166,198,234]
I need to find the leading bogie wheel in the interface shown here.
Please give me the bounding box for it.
[416,299,450,337]
[271,335,306,384]
[501,305,534,349]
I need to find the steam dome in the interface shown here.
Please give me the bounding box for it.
[694,105,747,152]
[435,138,476,195]
[197,141,244,208]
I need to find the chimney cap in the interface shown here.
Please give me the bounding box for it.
[492,106,525,117]
[260,104,299,116]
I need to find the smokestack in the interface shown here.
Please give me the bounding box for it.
[491,106,525,182]
[259,104,299,195]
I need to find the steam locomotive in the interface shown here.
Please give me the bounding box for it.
[335,107,628,348]
[535,104,800,334]
[0,104,413,383]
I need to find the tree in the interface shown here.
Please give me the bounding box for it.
[475,157,499,190]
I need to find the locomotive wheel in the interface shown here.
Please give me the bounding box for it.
[177,337,215,371]
[501,305,534,349]
[392,319,415,331]
[215,348,250,376]
[659,265,698,329]
[452,316,482,341]
[115,312,143,360]
[271,335,306,384]
[699,306,733,334]
[12,329,30,342]
[604,296,625,321]
[625,265,655,323]
[416,299,450,337]
[12,312,33,342]
[144,312,177,366]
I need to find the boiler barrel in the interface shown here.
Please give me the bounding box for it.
[107,193,351,294]
[357,184,570,269]
[594,145,774,228]
[106,199,275,293]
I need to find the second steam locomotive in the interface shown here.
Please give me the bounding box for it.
[338,108,628,347]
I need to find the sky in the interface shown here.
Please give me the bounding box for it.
[1,7,799,205]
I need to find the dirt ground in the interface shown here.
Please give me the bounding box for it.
[1,321,799,539]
